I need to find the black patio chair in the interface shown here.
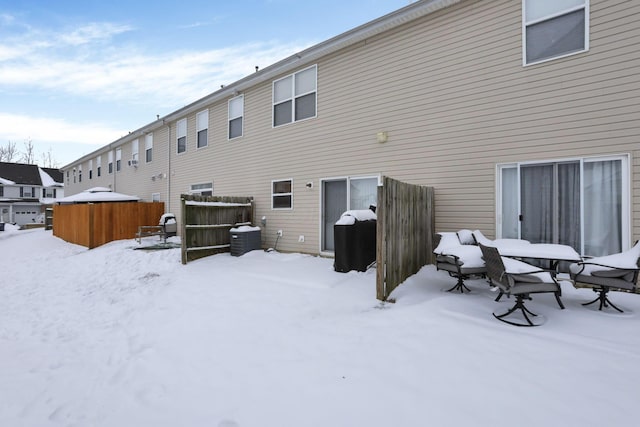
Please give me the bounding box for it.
[433,234,485,293]
[569,245,640,312]
[479,244,565,327]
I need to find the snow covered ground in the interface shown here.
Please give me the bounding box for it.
[1,227,639,427]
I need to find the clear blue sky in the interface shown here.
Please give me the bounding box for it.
[0,0,413,167]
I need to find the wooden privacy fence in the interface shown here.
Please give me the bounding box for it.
[53,202,166,249]
[376,176,435,301]
[181,194,254,264]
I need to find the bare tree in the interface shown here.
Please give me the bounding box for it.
[21,138,35,164]
[0,140,19,162]
[40,147,58,168]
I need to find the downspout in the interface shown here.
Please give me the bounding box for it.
[165,120,171,214]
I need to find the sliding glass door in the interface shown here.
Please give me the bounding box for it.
[321,176,378,252]
[499,156,627,257]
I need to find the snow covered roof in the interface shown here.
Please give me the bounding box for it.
[38,167,63,187]
[0,162,41,185]
[56,188,140,204]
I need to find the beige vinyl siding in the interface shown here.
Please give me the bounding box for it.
[62,0,639,253]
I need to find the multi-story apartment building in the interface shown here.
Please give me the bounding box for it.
[63,0,639,258]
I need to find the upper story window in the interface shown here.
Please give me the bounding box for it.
[145,134,153,163]
[78,165,82,182]
[190,182,213,196]
[89,159,93,179]
[20,186,35,198]
[196,110,209,149]
[97,155,102,177]
[273,65,317,127]
[272,179,293,209]
[523,0,588,65]
[116,148,122,172]
[131,139,139,162]
[177,118,187,154]
[66,170,69,184]
[228,95,244,139]
[0,186,3,197]
[108,151,114,174]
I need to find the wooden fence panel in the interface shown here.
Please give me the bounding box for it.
[53,202,166,249]
[376,176,435,301]
[181,194,255,264]
[53,204,91,247]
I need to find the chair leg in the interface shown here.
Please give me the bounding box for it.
[582,288,623,313]
[493,294,539,327]
[446,275,471,293]
[554,292,565,310]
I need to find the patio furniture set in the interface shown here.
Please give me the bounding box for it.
[434,230,640,327]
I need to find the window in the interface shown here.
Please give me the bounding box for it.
[97,156,102,177]
[145,134,153,163]
[228,95,243,139]
[20,187,35,197]
[108,151,113,174]
[151,192,161,202]
[523,0,588,65]
[43,188,56,198]
[131,139,139,162]
[89,159,93,180]
[73,168,76,183]
[190,182,213,196]
[273,65,317,127]
[0,186,3,197]
[66,170,69,184]
[116,148,122,172]
[272,179,293,209]
[78,165,82,182]
[498,155,629,257]
[177,118,187,154]
[196,110,208,148]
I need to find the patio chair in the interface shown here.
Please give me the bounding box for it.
[479,244,565,327]
[434,233,486,293]
[569,242,640,312]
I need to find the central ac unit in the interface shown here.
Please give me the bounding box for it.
[128,159,139,167]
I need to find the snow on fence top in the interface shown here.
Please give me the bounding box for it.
[184,201,252,207]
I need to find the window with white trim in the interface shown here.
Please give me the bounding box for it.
[196,110,208,148]
[131,139,139,162]
[273,65,317,127]
[78,164,82,182]
[151,192,161,202]
[116,148,122,172]
[97,155,102,177]
[177,118,187,154]
[189,182,213,196]
[228,95,243,139]
[145,134,153,163]
[89,159,93,179]
[523,0,588,65]
[497,155,629,257]
[108,151,113,174]
[272,179,293,209]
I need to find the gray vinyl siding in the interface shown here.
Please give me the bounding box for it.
[62,0,640,254]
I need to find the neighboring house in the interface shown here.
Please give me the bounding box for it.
[62,0,639,258]
[0,162,64,225]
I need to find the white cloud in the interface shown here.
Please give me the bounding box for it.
[0,17,311,108]
[58,22,133,46]
[0,113,126,146]
[0,40,310,108]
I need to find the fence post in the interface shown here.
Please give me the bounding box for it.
[376,181,386,300]
[181,196,187,265]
